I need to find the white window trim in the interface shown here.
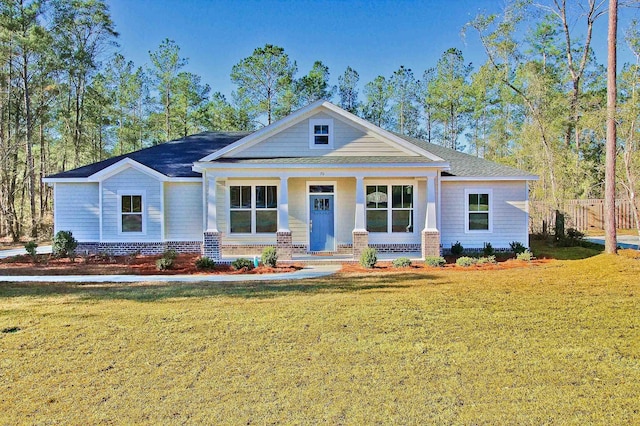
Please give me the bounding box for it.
[364,180,417,234]
[117,190,147,235]
[226,181,279,235]
[308,118,334,149]
[464,188,493,233]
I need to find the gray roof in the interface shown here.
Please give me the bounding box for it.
[47,130,535,180]
[395,134,536,178]
[46,132,250,179]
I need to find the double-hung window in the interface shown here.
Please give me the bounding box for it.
[366,184,414,233]
[119,193,144,233]
[466,189,491,232]
[309,119,333,149]
[229,185,277,233]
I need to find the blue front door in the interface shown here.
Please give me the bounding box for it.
[310,194,334,251]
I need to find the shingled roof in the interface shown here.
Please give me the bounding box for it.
[46,131,250,179]
[46,130,535,180]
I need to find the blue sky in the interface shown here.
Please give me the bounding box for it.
[108,0,638,99]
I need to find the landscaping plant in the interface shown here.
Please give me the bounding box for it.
[24,241,38,263]
[359,247,378,268]
[392,257,412,268]
[450,241,464,256]
[483,242,494,256]
[424,256,446,267]
[509,241,527,255]
[231,258,254,270]
[456,256,477,267]
[195,256,216,270]
[261,246,278,268]
[52,230,78,260]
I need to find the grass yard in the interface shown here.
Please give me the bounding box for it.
[1,250,639,424]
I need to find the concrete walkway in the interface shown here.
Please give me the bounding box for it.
[586,235,640,250]
[0,264,341,283]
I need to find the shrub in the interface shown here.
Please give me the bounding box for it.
[359,247,378,268]
[424,256,446,268]
[517,250,534,261]
[477,255,496,265]
[483,242,495,256]
[195,256,216,270]
[456,256,477,267]
[52,230,78,260]
[231,258,254,270]
[24,241,38,262]
[566,228,584,240]
[261,246,278,268]
[155,257,173,271]
[162,249,178,260]
[156,249,178,271]
[450,241,464,256]
[509,241,527,255]
[392,257,412,268]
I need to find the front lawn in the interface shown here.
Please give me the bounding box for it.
[1,253,639,423]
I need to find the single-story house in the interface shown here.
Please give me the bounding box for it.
[43,100,537,261]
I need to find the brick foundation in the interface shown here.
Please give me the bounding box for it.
[276,231,293,261]
[352,230,369,258]
[203,231,222,260]
[421,230,441,258]
[75,241,202,256]
[370,243,422,253]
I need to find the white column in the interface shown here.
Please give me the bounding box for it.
[207,177,218,232]
[354,176,366,231]
[278,177,290,232]
[424,175,437,231]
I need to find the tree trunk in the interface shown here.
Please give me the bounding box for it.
[604,0,618,254]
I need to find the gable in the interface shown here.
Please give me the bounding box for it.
[226,111,418,158]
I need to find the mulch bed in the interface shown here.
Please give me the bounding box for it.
[339,258,550,274]
[0,253,303,276]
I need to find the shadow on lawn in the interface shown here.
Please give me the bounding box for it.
[0,273,437,302]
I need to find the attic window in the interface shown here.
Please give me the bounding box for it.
[309,119,334,149]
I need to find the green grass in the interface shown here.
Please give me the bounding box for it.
[1,253,639,424]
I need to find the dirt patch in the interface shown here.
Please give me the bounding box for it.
[0,253,303,276]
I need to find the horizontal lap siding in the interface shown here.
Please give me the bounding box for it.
[102,168,162,242]
[440,181,529,249]
[55,183,100,241]
[165,182,202,240]
[227,112,413,158]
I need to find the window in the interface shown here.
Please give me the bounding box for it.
[229,185,278,233]
[466,190,491,232]
[120,194,143,233]
[309,119,333,148]
[366,184,414,233]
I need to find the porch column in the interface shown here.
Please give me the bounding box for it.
[353,176,369,258]
[203,176,222,261]
[277,177,292,260]
[422,174,440,258]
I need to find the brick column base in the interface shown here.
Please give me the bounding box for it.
[276,231,293,261]
[352,230,369,258]
[422,230,441,258]
[203,231,222,261]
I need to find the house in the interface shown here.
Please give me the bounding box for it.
[43,100,537,261]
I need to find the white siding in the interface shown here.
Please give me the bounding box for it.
[165,182,203,240]
[289,178,307,244]
[228,112,415,158]
[54,183,100,241]
[102,167,162,242]
[440,181,529,250]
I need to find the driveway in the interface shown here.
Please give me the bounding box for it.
[0,245,52,259]
[586,235,639,250]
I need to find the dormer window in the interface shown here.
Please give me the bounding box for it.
[309,119,334,149]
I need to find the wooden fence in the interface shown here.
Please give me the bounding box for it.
[530,199,637,233]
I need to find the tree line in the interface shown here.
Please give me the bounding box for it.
[0,0,638,242]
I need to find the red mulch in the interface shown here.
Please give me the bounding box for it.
[0,253,302,276]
